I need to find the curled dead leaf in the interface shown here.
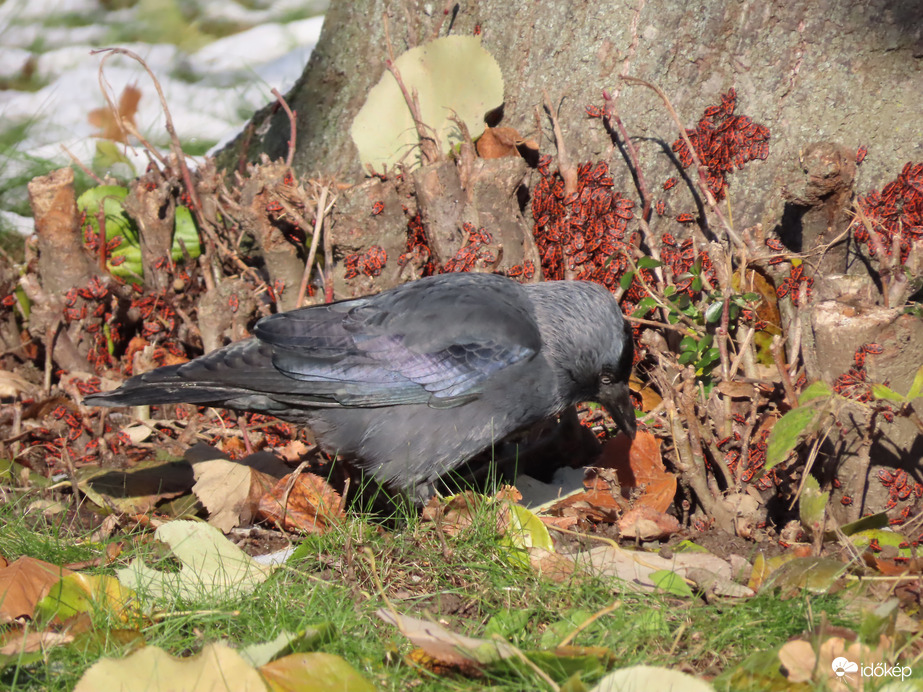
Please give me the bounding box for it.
[257,472,344,534]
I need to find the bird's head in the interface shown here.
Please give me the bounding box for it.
[591,320,637,439]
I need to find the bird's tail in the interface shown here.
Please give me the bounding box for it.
[83,365,244,407]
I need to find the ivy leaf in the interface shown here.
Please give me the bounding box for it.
[632,296,658,315]
[620,270,635,291]
[872,384,906,404]
[704,301,724,323]
[906,365,923,401]
[798,381,832,405]
[766,407,820,469]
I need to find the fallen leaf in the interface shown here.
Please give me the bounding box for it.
[193,458,276,532]
[587,546,744,594]
[35,573,139,624]
[596,431,677,513]
[74,641,266,692]
[0,630,74,657]
[260,652,375,692]
[377,609,519,669]
[588,665,716,692]
[0,557,74,624]
[76,458,194,514]
[117,520,274,601]
[476,126,521,158]
[528,548,575,583]
[88,84,141,143]
[617,506,681,541]
[257,472,344,534]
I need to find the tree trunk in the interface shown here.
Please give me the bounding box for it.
[214,0,923,522]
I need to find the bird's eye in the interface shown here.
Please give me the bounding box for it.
[600,373,613,385]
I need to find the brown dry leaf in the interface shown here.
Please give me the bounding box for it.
[257,472,344,534]
[88,85,141,143]
[0,369,38,398]
[864,552,923,576]
[714,381,759,399]
[629,374,662,412]
[192,458,276,532]
[274,439,313,462]
[377,609,519,670]
[597,431,677,513]
[733,268,781,330]
[777,639,818,683]
[0,630,74,656]
[538,515,579,531]
[421,491,481,536]
[0,557,75,624]
[586,545,750,595]
[475,126,521,159]
[529,547,575,583]
[545,471,623,524]
[617,506,681,541]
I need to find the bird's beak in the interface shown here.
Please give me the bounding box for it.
[597,381,637,439]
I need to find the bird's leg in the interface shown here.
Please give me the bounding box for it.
[236,413,255,455]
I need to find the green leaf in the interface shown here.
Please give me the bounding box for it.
[906,364,923,401]
[766,407,819,469]
[798,475,828,536]
[695,348,720,372]
[351,36,504,171]
[678,350,696,365]
[704,301,724,323]
[77,185,144,281]
[638,257,662,269]
[619,270,635,291]
[691,275,703,292]
[837,512,888,537]
[872,384,906,404]
[679,335,698,352]
[650,570,695,598]
[171,205,201,262]
[798,381,832,405]
[632,296,657,315]
[663,285,677,298]
[741,292,760,302]
[698,334,713,352]
[680,303,700,318]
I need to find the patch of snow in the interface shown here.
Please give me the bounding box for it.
[0,210,34,236]
[0,48,33,78]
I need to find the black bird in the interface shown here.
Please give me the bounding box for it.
[84,273,636,494]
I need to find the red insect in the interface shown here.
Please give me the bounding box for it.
[371,201,385,216]
[662,177,678,191]
[676,213,695,223]
[856,146,867,165]
[655,199,666,216]
[228,294,239,313]
[585,105,603,119]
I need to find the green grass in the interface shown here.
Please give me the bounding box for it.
[0,488,869,692]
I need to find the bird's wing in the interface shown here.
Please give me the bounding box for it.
[255,275,541,408]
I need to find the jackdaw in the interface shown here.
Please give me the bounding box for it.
[83,273,636,494]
